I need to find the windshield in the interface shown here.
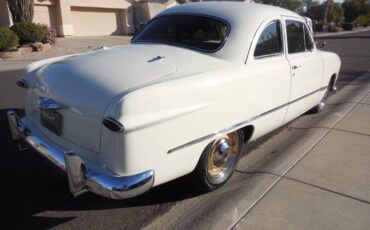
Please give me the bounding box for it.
[132,15,229,52]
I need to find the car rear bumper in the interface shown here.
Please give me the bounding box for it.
[7,109,154,199]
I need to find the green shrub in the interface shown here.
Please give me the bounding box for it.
[342,23,354,31]
[11,22,45,44]
[354,15,369,27]
[0,28,19,51]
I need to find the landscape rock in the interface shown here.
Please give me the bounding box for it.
[43,43,51,50]
[0,50,19,59]
[31,42,44,51]
[0,46,32,60]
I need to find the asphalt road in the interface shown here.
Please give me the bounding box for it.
[0,31,369,229]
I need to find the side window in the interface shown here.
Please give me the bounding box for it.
[254,21,282,57]
[286,20,305,54]
[304,25,314,51]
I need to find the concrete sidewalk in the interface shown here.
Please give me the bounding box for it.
[233,73,370,229]
[144,73,370,230]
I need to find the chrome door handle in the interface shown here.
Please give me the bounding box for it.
[292,65,301,69]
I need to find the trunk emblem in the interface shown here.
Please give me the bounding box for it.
[148,56,165,63]
[36,97,67,110]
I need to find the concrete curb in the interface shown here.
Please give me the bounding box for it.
[314,27,370,38]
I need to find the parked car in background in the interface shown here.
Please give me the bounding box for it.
[8,2,340,199]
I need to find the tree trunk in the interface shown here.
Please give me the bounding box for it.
[6,0,34,23]
[323,0,330,25]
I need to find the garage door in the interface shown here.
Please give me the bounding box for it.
[71,7,123,36]
[33,5,59,34]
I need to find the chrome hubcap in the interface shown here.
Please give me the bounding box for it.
[214,139,230,166]
[319,90,329,111]
[207,132,239,180]
[318,101,325,110]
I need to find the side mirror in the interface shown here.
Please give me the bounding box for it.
[315,40,326,49]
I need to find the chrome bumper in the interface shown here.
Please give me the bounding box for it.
[7,110,154,199]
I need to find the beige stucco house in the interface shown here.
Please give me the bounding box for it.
[0,0,177,36]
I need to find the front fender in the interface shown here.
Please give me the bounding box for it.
[318,50,341,87]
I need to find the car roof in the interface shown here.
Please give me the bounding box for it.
[160,2,299,23]
[158,2,303,63]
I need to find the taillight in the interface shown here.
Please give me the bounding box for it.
[16,79,29,88]
[102,117,125,133]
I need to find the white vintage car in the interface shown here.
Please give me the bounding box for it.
[8,2,340,199]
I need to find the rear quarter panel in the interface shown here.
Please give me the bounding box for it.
[100,59,291,186]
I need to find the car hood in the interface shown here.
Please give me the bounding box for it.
[26,44,229,153]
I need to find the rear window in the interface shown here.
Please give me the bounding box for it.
[132,15,229,52]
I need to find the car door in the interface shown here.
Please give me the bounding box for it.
[283,17,324,122]
[245,18,291,137]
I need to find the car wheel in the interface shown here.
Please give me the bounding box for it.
[190,130,243,192]
[311,87,330,114]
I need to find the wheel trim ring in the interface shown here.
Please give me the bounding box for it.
[319,89,329,110]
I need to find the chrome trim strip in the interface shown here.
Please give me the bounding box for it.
[254,52,283,60]
[7,110,154,199]
[168,86,327,154]
[36,97,67,110]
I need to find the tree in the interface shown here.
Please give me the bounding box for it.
[342,0,370,22]
[306,0,344,23]
[323,0,330,24]
[6,0,34,23]
[306,1,325,21]
[260,0,304,13]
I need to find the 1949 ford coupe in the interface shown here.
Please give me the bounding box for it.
[8,2,340,199]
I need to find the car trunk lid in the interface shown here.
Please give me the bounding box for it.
[26,46,176,153]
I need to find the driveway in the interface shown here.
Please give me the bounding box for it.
[0,35,132,61]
